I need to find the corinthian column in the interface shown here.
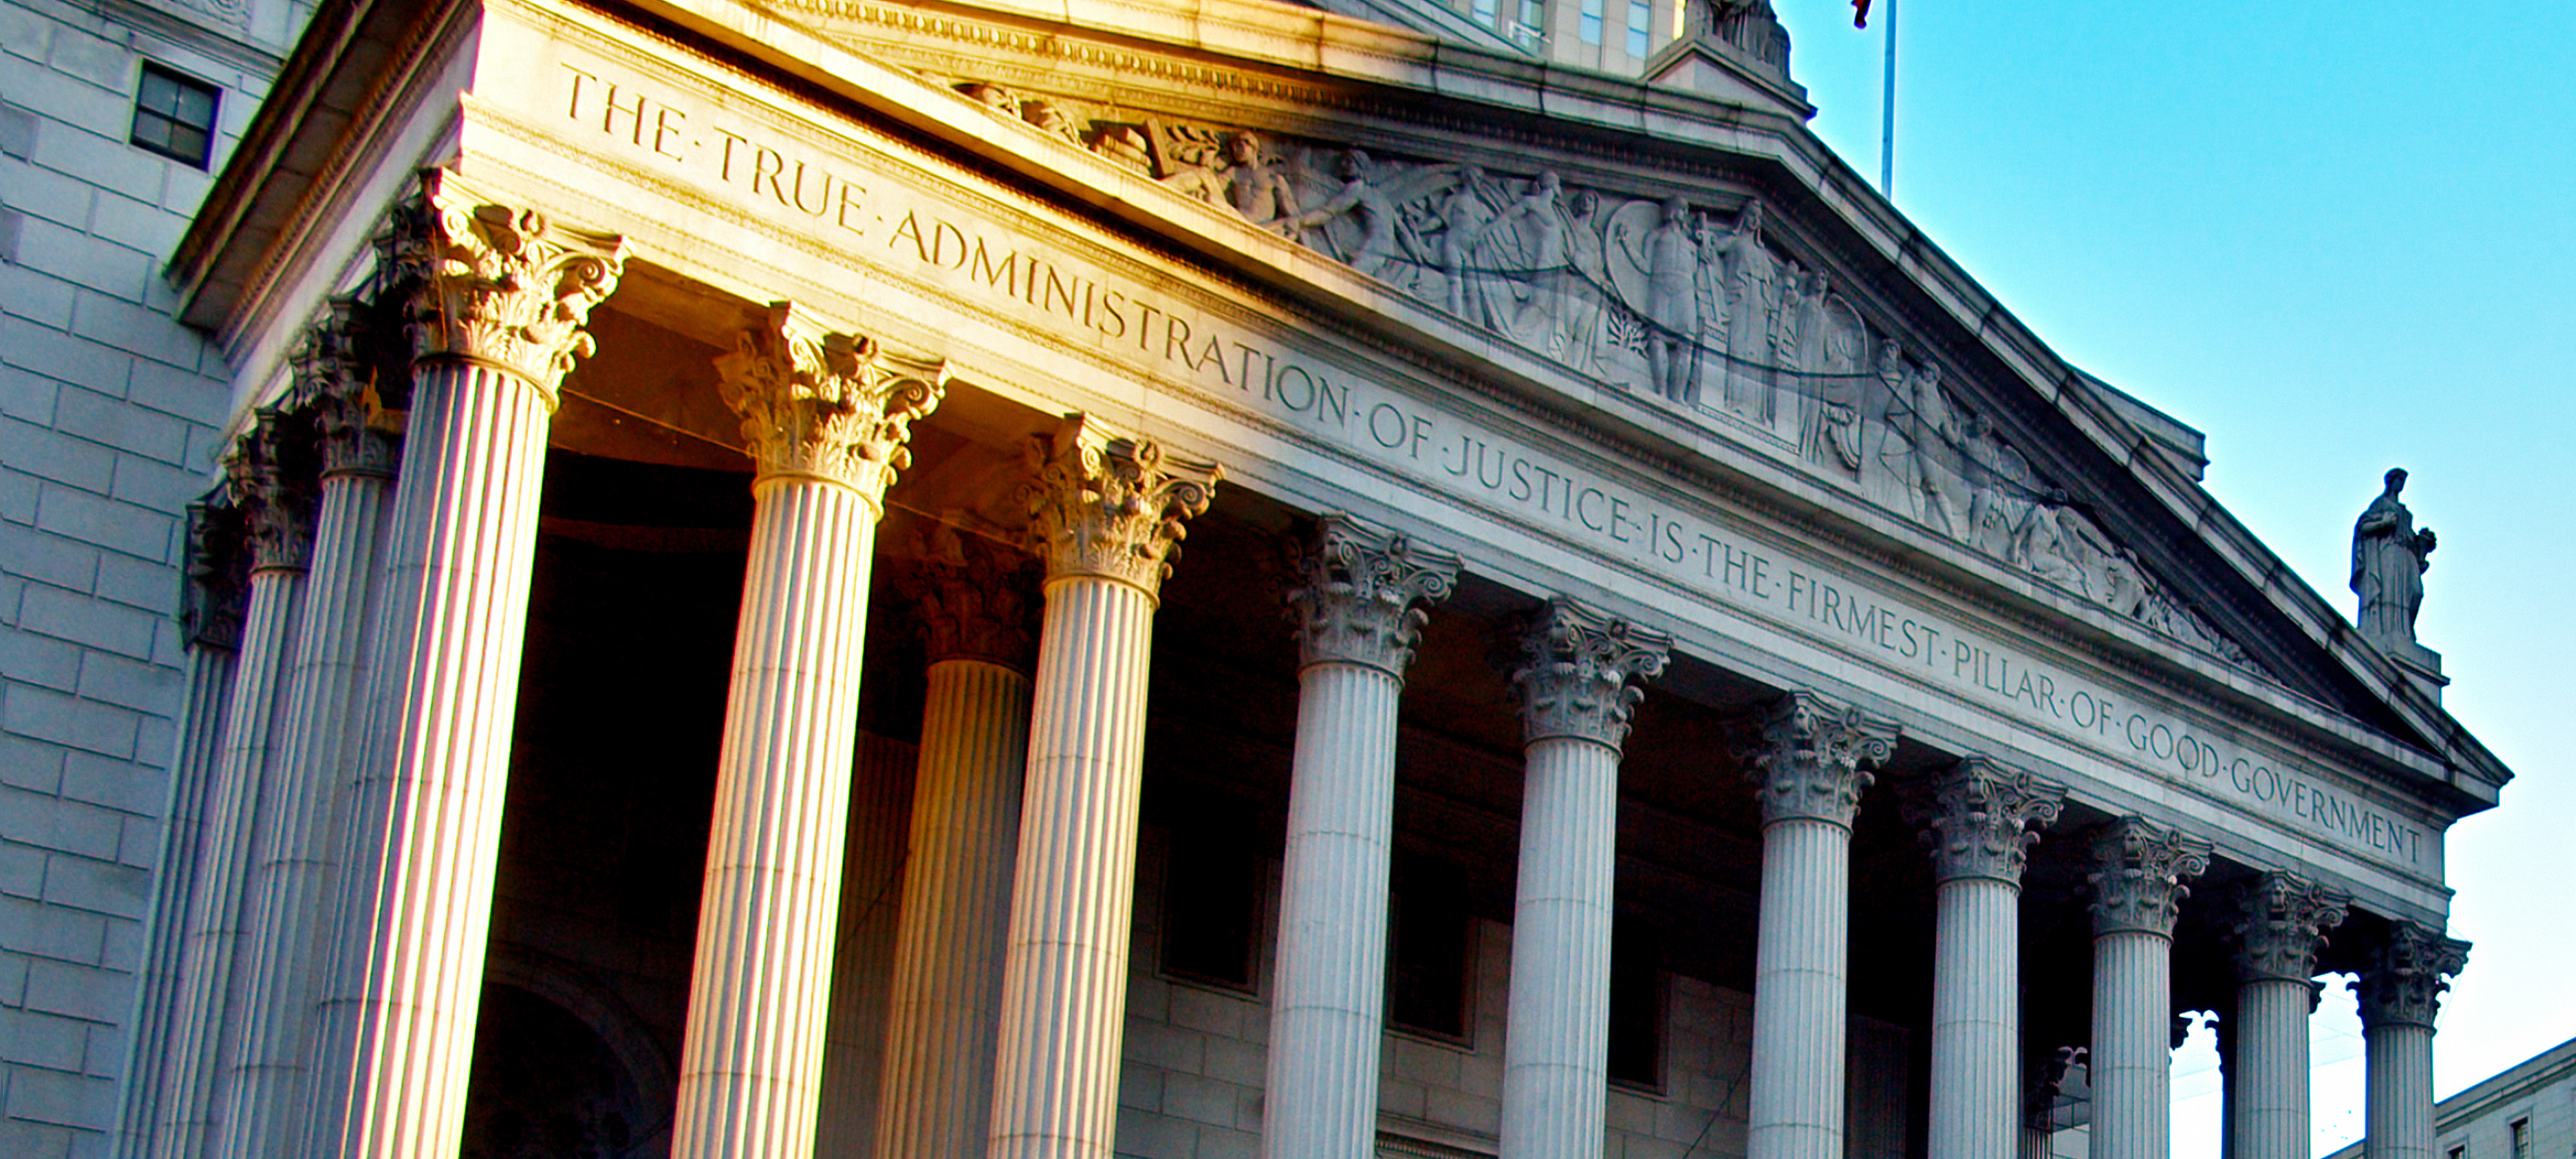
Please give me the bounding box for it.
[1496,599,1669,1159]
[2356,923,2468,1159]
[669,304,947,1159]
[1904,757,2065,1159]
[1744,692,1898,1159]
[873,527,1038,1158]
[2228,874,2348,1159]
[117,502,247,1159]
[159,408,315,1159]
[303,185,622,1159]
[988,417,1219,1159]
[1264,516,1460,1159]
[2086,818,2211,1159]
[218,303,407,1159]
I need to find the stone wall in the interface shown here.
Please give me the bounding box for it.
[0,0,291,1150]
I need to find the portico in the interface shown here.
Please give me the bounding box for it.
[117,0,2506,1155]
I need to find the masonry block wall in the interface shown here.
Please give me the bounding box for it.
[0,0,298,1151]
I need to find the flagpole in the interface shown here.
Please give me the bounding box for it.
[1879,0,1897,194]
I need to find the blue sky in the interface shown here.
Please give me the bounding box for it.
[1766,1,2576,1152]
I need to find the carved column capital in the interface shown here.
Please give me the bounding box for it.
[405,187,625,402]
[225,408,317,574]
[1283,514,1461,676]
[2086,817,2211,938]
[2354,921,2469,1030]
[295,299,403,479]
[2232,872,2349,985]
[901,523,1038,670]
[1742,691,1898,828]
[714,303,949,501]
[1901,756,2065,884]
[182,498,249,652]
[1505,598,1669,749]
[1019,414,1222,598]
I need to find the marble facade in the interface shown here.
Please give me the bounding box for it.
[99,0,2511,1155]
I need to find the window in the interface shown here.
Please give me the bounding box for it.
[1513,0,1546,46]
[1578,0,1602,44]
[1472,0,1496,28]
[1388,874,1470,1038]
[1625,0,1651,57]
[130,63,220,168]
[2512,1119,2532,1159]
[2448,1144,2466,1159]
[1160,827,1259,990]
[1607,917,1663,1086]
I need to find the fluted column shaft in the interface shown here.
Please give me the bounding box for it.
[2086,818,2210,1159]
[1910,759,2063,1159]
[1265,517,1456,1159]
[989,417,1217,1159]
[667,303,947,1159]
[1500,734,1622,1159]
[1746,693,1896,1159]
[2357,923,2467,1159]
[220,333,402,1159]
[872,660,1028,1154]
[874,536,1036,1159]
[1266,661,1402,1159]
[117,504,243,1159]
[303,186,624,1159]
[2229,873,2347,1159]
[159,412,312,1159]
[303,357,554,1159]
[1496,600,1667,1159]
[670,478,884,1157]
[2090,930,2172,1159]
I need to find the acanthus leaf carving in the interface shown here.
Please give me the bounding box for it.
[1019,414,1222,598]
[902,521,1039,670]
[714,302,949,501]
[1505,598,1670,749]
[2086,817,2212,938]
[1743,690,1898,828]
[2353,921,2469,1030]
[406,188,625,402]
[294,297,404,480]
[182,498,250,652]
[1901,755,2066,885]
[225,408,318,574]
[2232,872,2349,986]
[1283,513,1462,676]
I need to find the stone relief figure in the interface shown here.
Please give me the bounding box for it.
[956,81,1020,113]
[1222,131,1302,231]
[1548,187,1615,373]
[1712,200,1785,422]
[1436,166,1505,319]
[1877,346,1964,539]
[2351,467,2436,646]
[1019,99,1083,144]
[1961,415,2039,561]
[1288,149,1422,279]
[1635,198,1703,402]
[1486,172,1571,343]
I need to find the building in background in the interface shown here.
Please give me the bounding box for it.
[0,0,2514,1157]
[2325,1037,2576,1159]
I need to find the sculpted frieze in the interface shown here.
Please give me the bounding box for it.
[937,76,2261,675]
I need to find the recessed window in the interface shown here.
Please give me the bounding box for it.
[1607,917,1663,1087]
[1578,0,1603,44]
[1388,874,1470,1039]
[1161,826,1260,990]
[131,63,220,168]
[2512,1120,2531,1159]
[2448,1144,2466,1159]
[1625,0,1651,56]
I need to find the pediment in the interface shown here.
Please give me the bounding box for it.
[893,68,2275,680]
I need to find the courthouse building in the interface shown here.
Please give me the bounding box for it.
[0,0,2515,1154]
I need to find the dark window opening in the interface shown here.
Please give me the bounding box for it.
[131,63,219,168]
[1388,874,1470,1038]
[1162,827,1260,990]
[1607,917,1664,1088]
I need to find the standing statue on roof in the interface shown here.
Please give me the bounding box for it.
[2352,467,2437,648]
